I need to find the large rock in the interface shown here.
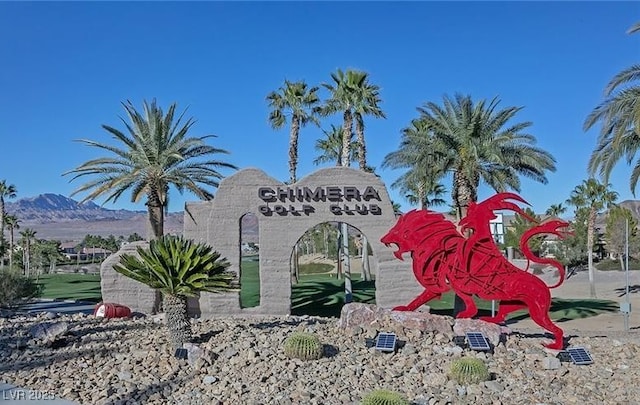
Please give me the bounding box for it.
[338,302,453,335]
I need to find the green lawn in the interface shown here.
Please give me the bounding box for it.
[240,260,260,308]
[36,274,102,302]
[35,266,621,323]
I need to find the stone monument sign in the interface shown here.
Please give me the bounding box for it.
[101,167,418,318]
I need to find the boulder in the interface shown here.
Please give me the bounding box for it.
[338,303,453,335]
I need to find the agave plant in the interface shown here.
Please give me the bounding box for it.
[114,235,236,348]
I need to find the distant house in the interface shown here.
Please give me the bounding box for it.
[60,242,112,260]
[60,242,78,260]
[81,247,112,260]
[490,213,505,244]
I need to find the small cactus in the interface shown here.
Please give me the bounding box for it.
[360,389,409,405]
[449,357,490,385]
[283,332,323,360]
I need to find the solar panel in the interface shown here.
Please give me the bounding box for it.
[567,347,593,365]
[374,332,397,352]
[465,332,490,351]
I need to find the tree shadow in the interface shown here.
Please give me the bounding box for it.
[506,298,619,323]
[615,284,640,297]
[290,279,376,318]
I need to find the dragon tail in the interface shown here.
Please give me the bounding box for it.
[520,221,568,289]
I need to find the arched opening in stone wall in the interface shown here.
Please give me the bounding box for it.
[239,212,260,308]
[290,221,376,316]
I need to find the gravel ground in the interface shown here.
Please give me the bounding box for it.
[1,311,639,405]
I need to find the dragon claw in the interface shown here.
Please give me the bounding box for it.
[392,305,411,311]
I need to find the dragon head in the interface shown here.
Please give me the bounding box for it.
[381,211,414,260]
[381,209,450,260]
[537,219,572,239]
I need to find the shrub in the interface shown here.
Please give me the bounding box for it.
[0,270,41,308]
[596,258,640,271]
[283,332,323,360]
[360,389,409,405]
[449,357,490,385]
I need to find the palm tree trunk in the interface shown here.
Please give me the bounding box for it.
[587,208,597,298]
[292,246,299,284]
[355,114,366,170]
[288,116,300,184]
[147,193,165,240]
[163,293,193,349]
[418,181,426,210]
[452,171,477,316]
[341,110,353,167]
[361,235,372,281]
[341,222,352,303]
[8,226,13,270]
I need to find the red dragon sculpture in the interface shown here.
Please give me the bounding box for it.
[381,192,570,350]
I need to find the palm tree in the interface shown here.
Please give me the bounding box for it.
[567,178,618,298]
[19,228,36,277]
[0,180,17,264]
[64,99,237,239]
[266,80,321,184]
[383,119,449,210]
[545,203,567,218]
[322,69,385,169]
[585,22,640,193]
[416,94,556,221]
[114,235,236,349]
[5,214,20,270]
[313,124,358,166]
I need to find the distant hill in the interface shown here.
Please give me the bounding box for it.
[3,193,258,243]
[4,194,182,241]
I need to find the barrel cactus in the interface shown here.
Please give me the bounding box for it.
[360,389,409,405]
[449,357,490,385]
[283,332,323,360]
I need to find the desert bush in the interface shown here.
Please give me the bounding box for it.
[360,389,409,405]
[449,357,490,385]
[283,332,323,360]
[0,269,41,308]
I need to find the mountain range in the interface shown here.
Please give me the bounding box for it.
[4,194,184,241]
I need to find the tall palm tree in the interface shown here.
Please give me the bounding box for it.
[266,80,321,184]
[114,235,236,349]
[19,228,36,277]
[383,118,449,210]
[392,94,555,316]
[313,124,358,166]
[585,22,640,193]
[545,203,567,218]
[0,180,17,264]
[567,178,618,298]
[5,214,20,270]
[64,99,237,239]
[416,94,556,221]
[322,69,385,169]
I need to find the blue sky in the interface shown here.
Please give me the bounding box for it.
[0,2,638,214]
